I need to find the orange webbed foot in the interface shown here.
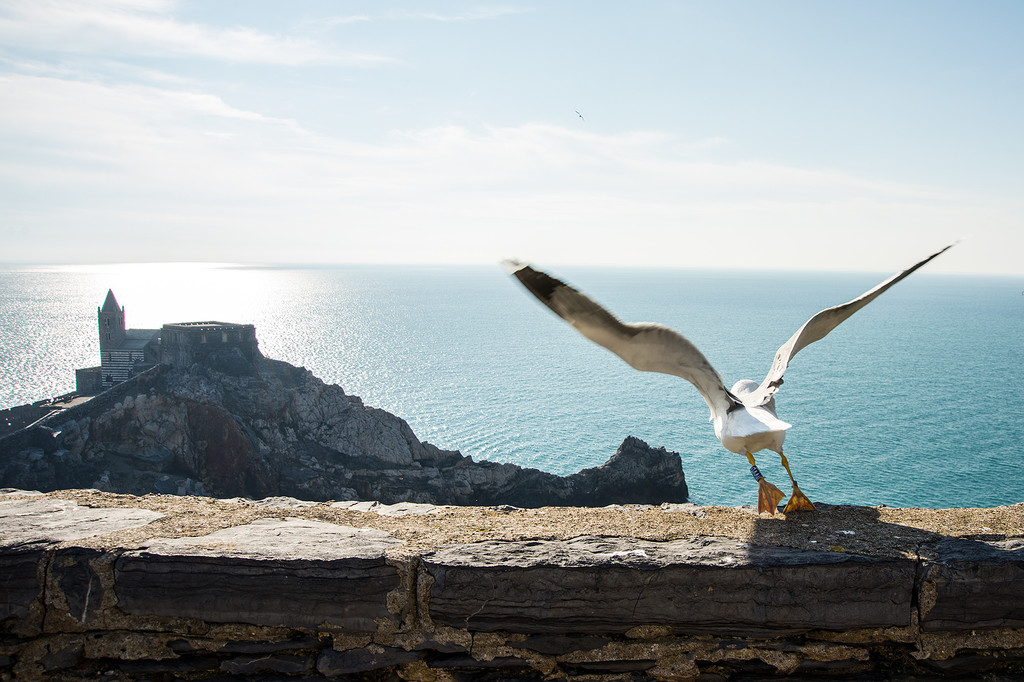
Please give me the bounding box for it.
[757,478,786,515]
[783,483,816,512]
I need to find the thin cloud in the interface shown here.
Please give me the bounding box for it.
[387,6,529,22]
[300,14,372,30]
[0,0,391,65]
[0,74,970,207]
[0,72,988,270]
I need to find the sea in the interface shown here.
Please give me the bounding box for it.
[1,262,1021,510]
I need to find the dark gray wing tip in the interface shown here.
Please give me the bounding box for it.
[502,260,574,315]
[501,259,527,274]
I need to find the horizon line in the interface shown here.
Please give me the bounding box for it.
[0,259,1013,278]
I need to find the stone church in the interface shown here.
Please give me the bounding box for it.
[75,290,258,394]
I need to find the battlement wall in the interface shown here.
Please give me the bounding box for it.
[159,322,258,369]
[2,491,1022,680]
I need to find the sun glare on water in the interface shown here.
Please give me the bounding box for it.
[44,262,280,329]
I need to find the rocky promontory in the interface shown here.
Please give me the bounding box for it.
[0,351,687,506]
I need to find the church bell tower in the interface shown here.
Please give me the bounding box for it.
[98,289,126,351]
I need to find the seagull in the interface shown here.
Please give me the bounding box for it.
[504,243,955,514]
[575,109,585,121]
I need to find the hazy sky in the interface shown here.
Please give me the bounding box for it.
[1,1,1022,273]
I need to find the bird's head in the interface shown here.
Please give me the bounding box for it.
[731,378,781,415]
[730,379,759,397]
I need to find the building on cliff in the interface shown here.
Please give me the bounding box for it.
[75,290,258,394]
[159,321,259,369]
[75,290,160,393]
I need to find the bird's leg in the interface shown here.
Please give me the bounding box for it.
[745,452,785,515]
[779,452,816,512]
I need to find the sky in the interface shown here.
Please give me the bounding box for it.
[1,1,1022,274]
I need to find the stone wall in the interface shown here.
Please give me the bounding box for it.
[0,366,165,457]
[159,322,258,371]
[2,493,1023,680]
[73,367,102,396]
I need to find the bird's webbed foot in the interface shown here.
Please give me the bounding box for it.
[784,483,816,512]
[757,478,786,514]
[748,459,785,514]
[778,452,816,512]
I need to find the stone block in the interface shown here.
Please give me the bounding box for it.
[49,547,107,628]
[39,638,85,672]
[0,549,45,633]
[221,653,315,675]
[0,498,163,548]
[317,646,420,675]
[115,518,403,630]
[0,498,162,635]
[919,538,1024,631]
[425,536,915,636]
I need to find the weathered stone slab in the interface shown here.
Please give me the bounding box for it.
[919,538,1024,631]
[115,518,403,630]
[425,535,915,636]
[0,549,45,630]
[0,497,162,634]
[317,646,420,676]
[221,653,315,675]
[331,500,448,516]
[0,498,164,548]
[253,496,318,509]
[50,547,108,627]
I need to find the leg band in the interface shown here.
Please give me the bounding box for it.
[750,465,764,482]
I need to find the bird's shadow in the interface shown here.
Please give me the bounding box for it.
[744,504,932,558]
[743,502,1021,560]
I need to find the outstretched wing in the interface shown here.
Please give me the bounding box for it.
[745,242,956,407]
[505,261,738,418]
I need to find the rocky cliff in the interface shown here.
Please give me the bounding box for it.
[0,352,687,506]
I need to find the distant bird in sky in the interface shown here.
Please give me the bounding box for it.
[505,243,955,514]
[575,109,585,121]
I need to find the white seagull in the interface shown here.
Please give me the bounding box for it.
[504,243,954,513]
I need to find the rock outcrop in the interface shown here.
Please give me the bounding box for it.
[0,353,688,506]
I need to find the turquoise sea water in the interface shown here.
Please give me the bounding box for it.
[1,263,1021,509]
